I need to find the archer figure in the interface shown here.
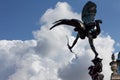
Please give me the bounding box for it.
[50,1,102,58]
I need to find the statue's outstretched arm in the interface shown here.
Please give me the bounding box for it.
[67,33,79,52]
[88,38,98,58]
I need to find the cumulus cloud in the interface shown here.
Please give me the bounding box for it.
[58,35,114,80]
[0,2,115,80]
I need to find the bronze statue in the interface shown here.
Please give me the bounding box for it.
[88,58,104,80]
[50,1,102,58]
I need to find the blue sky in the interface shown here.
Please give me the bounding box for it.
[0,0,120,50]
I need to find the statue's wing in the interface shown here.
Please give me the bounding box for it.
[50,19,83,30]
[82,1,97,24]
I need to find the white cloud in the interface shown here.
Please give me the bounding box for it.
[40,2,81,24]
[58,35,114,80]
[0,2,115,80]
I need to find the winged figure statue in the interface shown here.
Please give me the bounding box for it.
[50,1,102,58]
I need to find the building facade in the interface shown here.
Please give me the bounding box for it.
[110,52,120,80]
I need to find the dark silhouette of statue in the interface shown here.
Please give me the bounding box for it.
[88,58,104,80]
[50,1,102,58]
